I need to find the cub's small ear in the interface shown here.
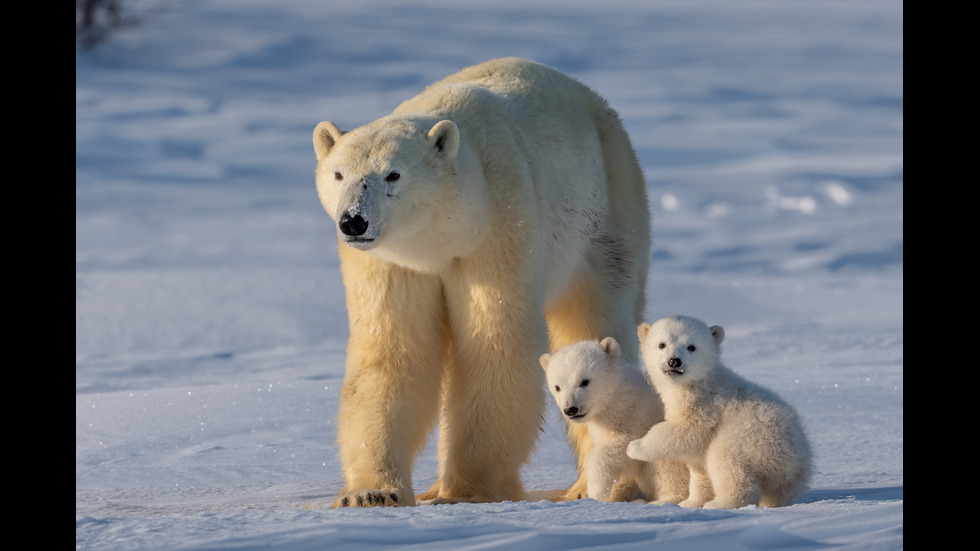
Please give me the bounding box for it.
[600,337,620,359]
[427,120,460,159]
[710,325,725,345]
[313,121,344,160]
[637,323,651,342]
[539,353,551,371]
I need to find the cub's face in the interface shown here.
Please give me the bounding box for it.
[313,117,461,267]
[540,338,621,423]
[638,316,725,387]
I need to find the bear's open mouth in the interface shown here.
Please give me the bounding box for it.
[664,368,685,376]
[568,412,586,420]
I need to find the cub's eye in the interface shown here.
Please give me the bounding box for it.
[687,345,696,352]
[554,385,561,392]
[580,379,590,387]
[334,172,343,181]
[658,343,666,349]
[385,172,400,182]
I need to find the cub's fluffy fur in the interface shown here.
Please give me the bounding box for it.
[627,315,812,508]
[541,338,688,503]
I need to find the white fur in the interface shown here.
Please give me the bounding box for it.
[627,315,813,509]
[313,58,651,506]
[540,338,689,503]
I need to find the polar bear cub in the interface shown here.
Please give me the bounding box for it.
[627,315,812,509]
[540,338,689,503]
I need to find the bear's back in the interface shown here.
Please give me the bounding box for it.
[393,58,608,136]
[388,57,643,302]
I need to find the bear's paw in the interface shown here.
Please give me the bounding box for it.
[557,479,589,501]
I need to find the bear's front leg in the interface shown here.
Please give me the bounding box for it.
[332,248,447,507]
[434,258,548,503]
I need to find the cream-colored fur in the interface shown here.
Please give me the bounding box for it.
[540,338,689,503]
[627,315,813,509]
[313,58,651,507]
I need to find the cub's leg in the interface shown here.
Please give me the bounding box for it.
[585,444,630,501]
[332,246,447,507]
[650,459,691,504]
[703,450,760,509]
[678,465,714,508]
[559,423,592,501]
[608,478,642,502]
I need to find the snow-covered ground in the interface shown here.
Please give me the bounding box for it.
[76,1,903,549]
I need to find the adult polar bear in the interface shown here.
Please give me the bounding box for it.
[313,58,651,507]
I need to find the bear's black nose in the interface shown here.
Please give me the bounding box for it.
[563,406,579,417]
[339,213,369,236]
[667,357,682,368]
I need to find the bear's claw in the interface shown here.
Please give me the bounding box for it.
[332,489,407,507]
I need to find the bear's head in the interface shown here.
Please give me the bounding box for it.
[539,337,623,423]
[637,315,724,387]
[313,115,487,272]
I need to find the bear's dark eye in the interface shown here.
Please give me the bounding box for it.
[687,345,696,352]
[554,385,561,392]
[658,342,666,349]
[580,379,590,387]
[385,172,400,182]
[334,172,343,181]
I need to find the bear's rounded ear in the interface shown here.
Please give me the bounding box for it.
[710,325,725,345]
[427,120,460,159]
[539,353,551,371]
[313,121,344,160]
[637,323,651,342]
[600,337,620,359]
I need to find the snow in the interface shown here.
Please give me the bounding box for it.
[75,1,903,549]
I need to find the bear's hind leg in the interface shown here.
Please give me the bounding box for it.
[758,463,810,508]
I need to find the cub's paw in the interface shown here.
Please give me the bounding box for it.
[703,498,746,509]
[626,440,645,461]
[678,497,706,508]
[650,494,686,505]
[332,489,410,508]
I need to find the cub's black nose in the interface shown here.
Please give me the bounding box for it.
[339,213,369,236]
[563,406,579,417]
[667,357,682,368]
